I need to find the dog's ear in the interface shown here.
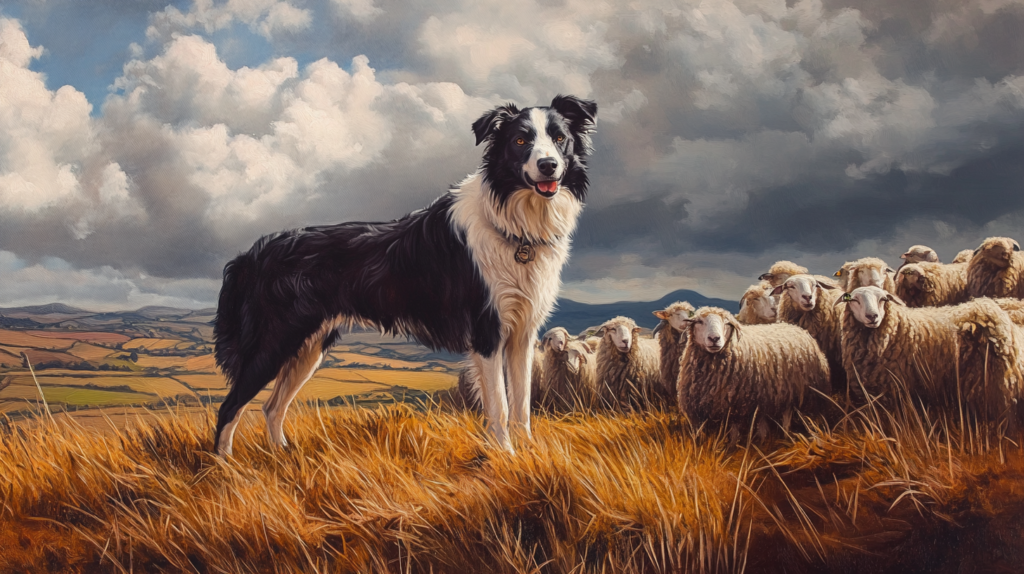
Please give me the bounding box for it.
[471,103,519,146]
[550,95,597,153]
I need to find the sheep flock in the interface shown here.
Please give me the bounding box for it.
[458,237,1024,443]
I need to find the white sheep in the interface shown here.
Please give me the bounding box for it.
[760,260,837,290]
[772,274,846,397]
[894,261,969,308]
[595,316,663,410]
[652,301,696,408]
[736,281,777,325]
[966,237,1024,299]
[838,286,1024,426]
[834,257,896,293]
[677,307,831,443]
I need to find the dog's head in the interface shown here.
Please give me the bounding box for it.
[472,95,597,206]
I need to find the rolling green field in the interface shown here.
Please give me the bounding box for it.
[0,308,460,426]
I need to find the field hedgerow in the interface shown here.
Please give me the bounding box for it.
[1,395,1024,574]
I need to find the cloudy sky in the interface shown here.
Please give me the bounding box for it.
[1,0,1023,310]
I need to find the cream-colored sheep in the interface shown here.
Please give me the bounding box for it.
[836,257,896,293]
[652,301,696,408]
[772,274,846,397]
[838,286,1024,426]
[758,260,808,288]
[966,237,1024,299]
[952,249,974,265]
[901,245,940,265]
[736,282,777,325]
[539,339,598,410]
[894,261,969,308]
[677,307,831,443]
[595,316,662,410]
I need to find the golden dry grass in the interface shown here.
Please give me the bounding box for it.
[2,395,1023,574]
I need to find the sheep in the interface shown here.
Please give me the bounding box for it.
[900,245,940,265]
[772,274,847,397]
[595,316,663,410]
[652,301,697,406]
[966,237,1024,299]
[539,328,598,411]
[736,282,777,325]
[952,249,974,265]
[837,286,1024,426]
[894,261,969,308]
[758,260,808,288]
[835,257,896,293]
[677,307,831,443]
[539,340,598,410]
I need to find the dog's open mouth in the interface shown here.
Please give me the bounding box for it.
[525,174,559,198]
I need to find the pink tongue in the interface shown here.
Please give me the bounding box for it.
[537,180,558,193]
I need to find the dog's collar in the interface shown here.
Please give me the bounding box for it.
[491,225,562,265]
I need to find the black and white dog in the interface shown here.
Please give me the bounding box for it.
[212,95,598,455]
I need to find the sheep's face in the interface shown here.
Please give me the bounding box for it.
[565,344,588,373]
[774,274,822,312]
[896,265,926,292]
[654,304,696,332]
[743,288,777,322]
[977,237,1020,267]
[603,323,637,353]
[901,245,939,264]
[850,262,891,291]
[840,286,903,328]
[759,261,808,288]
[542,328,569,353]
[690,313,739,354]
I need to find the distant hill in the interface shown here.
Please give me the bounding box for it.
[0,303,92,316]
[542,289,739,335]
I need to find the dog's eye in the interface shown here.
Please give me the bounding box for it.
[556,135,564,142]
[516,138,525,145]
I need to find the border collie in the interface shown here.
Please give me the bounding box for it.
[213,95,598,455]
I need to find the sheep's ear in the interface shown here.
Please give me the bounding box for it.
[758,273,772,281]
[653,310,669,320]
[471,103,519,146]
[884,293,906,306]
[973,248,980,256]
[770,285,785,297]
[1014,241,1021,252]
[885,267,895,274]
[652,321,666,337]
[833,269,843,277]
[632,326,642,334]
[900,253,909,260]
[727,316,743,341]
[817,281,836,290]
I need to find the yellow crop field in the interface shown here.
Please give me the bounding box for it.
[313,367,456,391]
[173,373,229,390]
[0,330,74,350]
[134,355,192,369]
[2,375,193,398]
[184,354,218,372]
[66,342,116,361]
[293,379,389,400]
[123,338,183,351]
[0,385,150,406]
[329,352,429,370]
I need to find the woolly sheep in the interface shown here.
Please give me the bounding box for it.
[894,261,969,308]
[736,282,777,325]
[838,286,1024,425]
[901,245,940,265]
[952,249,974,265]
[652,301,696,406]
[835,257,896,293]
[677,307,831,443]
[772,274,847,397]
[540,330,598,410]
[966,237,1024,299]
[595,316,663,410]
[759,261,808,288]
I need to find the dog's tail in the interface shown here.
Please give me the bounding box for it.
[213,249,258,388]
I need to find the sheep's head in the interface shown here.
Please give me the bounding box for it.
[901,245,940,264]
[652,301,696,332]
[846,257,895,291]
[895,263,932,294]
[740,282,777,321]
[951,249,974,265]
[564,341,590,373]
[833,262,854,290]
[835,286,904,329]
[599,317,640,353]
[770,274,835,312]
[975,237,1020,268]
[758,260,809,288]
[685,307,742,354]
[541,327,570,353]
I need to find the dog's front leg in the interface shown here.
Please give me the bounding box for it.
[504,329,534,439]
[471,350,514,453]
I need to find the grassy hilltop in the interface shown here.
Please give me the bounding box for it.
[1,305,1024,573]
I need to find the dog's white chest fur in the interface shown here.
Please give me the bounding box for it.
[449,172,581,337]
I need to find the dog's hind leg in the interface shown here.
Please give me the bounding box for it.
[262,341,324,449]
[215,377,267,456]
[471,350,513,453]
[504,329,535,439]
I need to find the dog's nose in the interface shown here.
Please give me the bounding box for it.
[537,157,557,177]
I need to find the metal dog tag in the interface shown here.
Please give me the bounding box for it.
[514,242,535,264]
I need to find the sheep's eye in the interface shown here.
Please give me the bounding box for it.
[556,135,564,142]
[516,138,526,145]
